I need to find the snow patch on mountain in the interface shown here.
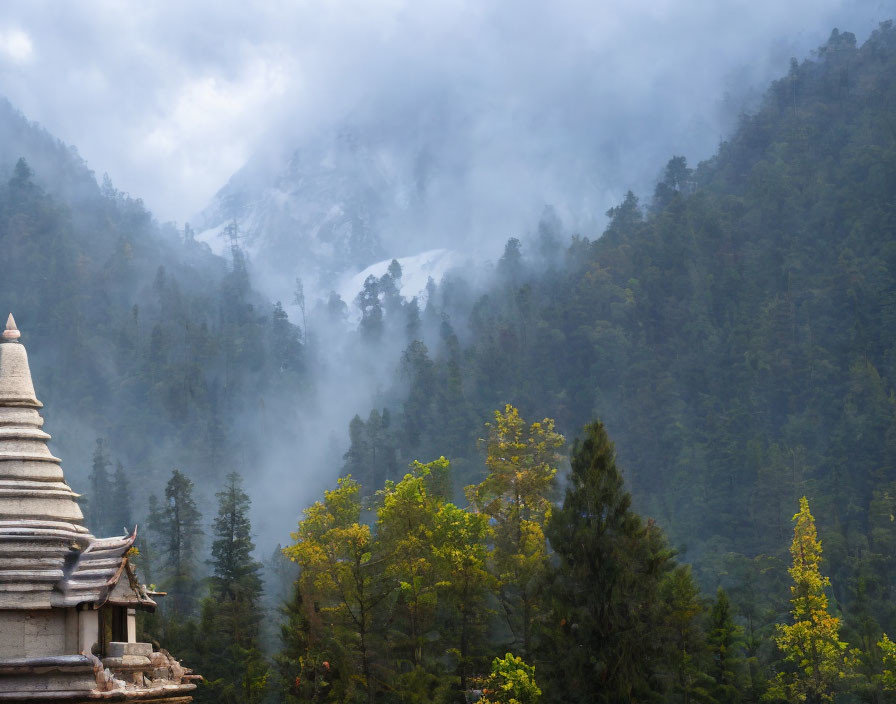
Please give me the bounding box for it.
[195,222,229,257]
[338,248,463,312]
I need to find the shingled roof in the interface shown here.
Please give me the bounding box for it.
[52,530,156,609]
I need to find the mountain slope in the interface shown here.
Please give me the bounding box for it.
[340,22,896,633]
[0,103,307,526]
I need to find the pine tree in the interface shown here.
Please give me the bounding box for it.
[275,584,329,703]
[768,497,847,703]
[661,566,714,704]
[142,493,165,588]
[497,237,524,283]
[195,473,268,704]
[379,268,403,321]
[706,588,744,703]
[405,297,422,341]
[342,409,399,491]
[543,420,675,702]
[357,275,383,341]
[270,300,302,373]
[87,438,111,535]
[160,469,203,616]
[388,258,403,283]
[137,475,203,660]
[209,473,263,600]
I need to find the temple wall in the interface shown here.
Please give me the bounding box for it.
[0,670,97,695]
[66,608,79,652]
[0,609,69,658]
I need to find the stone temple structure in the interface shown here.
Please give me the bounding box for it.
[0,315,197,702]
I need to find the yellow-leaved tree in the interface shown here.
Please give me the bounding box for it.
[878,634,896,691]
[283,476,385,704]
[767,497,847,703]
[466,404,564,657]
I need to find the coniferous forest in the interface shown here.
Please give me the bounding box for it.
[1,17,895,704]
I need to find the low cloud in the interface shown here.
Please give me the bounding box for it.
[0,1,887,224]
[0,27,33,64]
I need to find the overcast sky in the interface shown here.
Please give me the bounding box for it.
[0,0,889,223]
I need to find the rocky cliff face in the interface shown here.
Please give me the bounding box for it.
[191,104,574,302]
[194,126,420,293]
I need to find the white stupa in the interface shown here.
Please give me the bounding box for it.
[0,314,198,703]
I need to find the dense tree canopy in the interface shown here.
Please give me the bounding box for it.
[3,18,896,704]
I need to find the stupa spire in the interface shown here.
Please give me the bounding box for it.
[2,313,20,341]
[0,316,91,609]
[0,315,40,408]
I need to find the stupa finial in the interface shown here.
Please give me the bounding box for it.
[2,313,20,341]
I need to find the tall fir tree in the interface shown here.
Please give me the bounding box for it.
[195,473,268,704]
[208,472,263,600]
[138,471,203,662]
[160,469,203,616]
[543,420,676,702]
[706,588,744,704]
[661,566,714,704]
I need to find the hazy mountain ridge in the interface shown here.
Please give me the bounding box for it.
[0,100,308,524]
[195,126,412,292]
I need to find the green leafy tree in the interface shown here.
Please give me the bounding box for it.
[878,634,896,692]
[767,497,847,703]
[479,653,541,704]
[376,460,448,671]
[283,477,388,704]
[432,500,493,692]
[375,458,493,699]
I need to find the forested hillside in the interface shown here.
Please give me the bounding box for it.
[334,18,896,683]
[2,18,895,704]
[0,102,305,514]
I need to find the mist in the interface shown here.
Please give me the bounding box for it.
[0,0,890,557]
[0,0,885,223]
